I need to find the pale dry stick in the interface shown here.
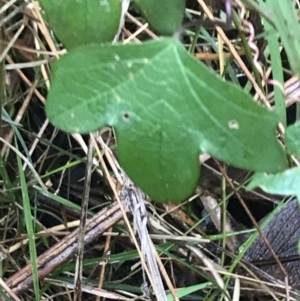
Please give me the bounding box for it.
[5,58,51,70]
[199,153,211,163]
[18,3,59,170]
[126,12,158,39]
[122,28,140,43]
[124,23,149,44]
[161,197,192,219]
[0,40,65,56]
[270,76,300,105]
[195,49,246,60]
[0,137,47,191]
[0,1,24,28]
[0,0,17,14]
[74,134,102,174]
[1,79,38,156]
[30,2,59,59]
[10,229,207,243]
[197,0,267,103]
[98,138,179,301]
[285,277,291,301]
[92,135,177,301]
[28,3,52,89]
[232,278,240,301]
[121,178,169,301]
[74,138,94,301]
[200,264,288,291]
[0,22,24,62]
[148,234,208,243]
[95,226,112,301]
[217,34,225,75]
[149,207,185,237]
[46,278,129,300]
[96,136,122,184]
[90,135,156,298]
[151,240,178,300]
[22,119,49,171]
[200,266,292,301]
[186,245,231,301]
[236,0,246,21]
[199,191,239,253]
[113,0,130,43]
[186,8,201,16]
[8,220,81,253]
[0,278,22,301]
[5,54,46,103]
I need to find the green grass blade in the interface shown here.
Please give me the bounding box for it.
[16,140,40,300]
[264,0,300,78]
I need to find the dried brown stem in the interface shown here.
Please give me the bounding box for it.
[5,201,124,294]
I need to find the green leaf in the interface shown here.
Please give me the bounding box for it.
[286,121,300,157]
[248,168,300,199]
[134,0,185,36]
[39,0,122,49]
[46,38,287,203]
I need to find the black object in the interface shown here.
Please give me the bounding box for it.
[243,199,300,290]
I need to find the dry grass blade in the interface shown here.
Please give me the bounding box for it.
[120,176,169,301]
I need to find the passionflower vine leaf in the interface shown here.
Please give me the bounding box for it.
[39,0,122,50]
[248,168,300,200]
[134,0,185,36]
[46,38,287,203]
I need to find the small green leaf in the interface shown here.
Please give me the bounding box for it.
[286,121,300,157]
[135,0,185,36]
[39,0,122,49]
[248,168,300,199]
[46,38,287,203]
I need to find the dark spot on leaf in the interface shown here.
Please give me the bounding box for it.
[122,112,130,121]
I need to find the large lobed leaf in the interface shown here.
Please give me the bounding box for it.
[46,38,287,203]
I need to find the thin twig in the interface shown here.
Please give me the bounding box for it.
[74,138,94,301]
